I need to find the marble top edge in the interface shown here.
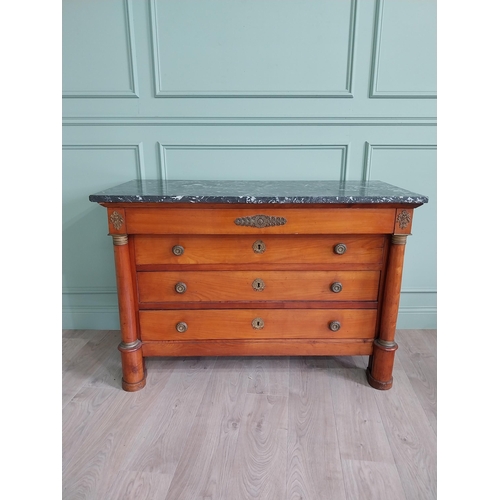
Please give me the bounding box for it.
[89,180,429,204]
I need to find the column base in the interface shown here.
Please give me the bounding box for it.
[122,370,147,392]
[366,368,393,390]
[366,339,398,390]
[118,340,146,392]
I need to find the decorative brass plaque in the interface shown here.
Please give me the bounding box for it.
[397,210,411,229]
[109,211,124,230]
[234,214,287,228]
[252,278,266,291]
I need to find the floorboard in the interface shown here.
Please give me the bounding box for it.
[226,393,288,500]
[373,368,437,500]
[329,368,395,464]
[341,459,407,500]
[287,357,346,500]
[397,330,437,434]
[164,357,249,500]
[62,329,437,500]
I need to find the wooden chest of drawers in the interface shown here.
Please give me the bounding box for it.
[89,180,427,391]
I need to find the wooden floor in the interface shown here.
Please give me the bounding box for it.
[62,329,436,500]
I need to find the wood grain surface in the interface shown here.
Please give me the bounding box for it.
[396,329,437,434]
[137,270,380,303]
[287,357,346,500]
[139,308,377,341]
[141,338,374,357]
[125,207,397,235]
[226,393,288,499]
[62,329,437,499]
[134,234,385,265]
[163,357,250,500]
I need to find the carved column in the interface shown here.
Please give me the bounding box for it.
[112,233,146,391]
[367,234,408,390]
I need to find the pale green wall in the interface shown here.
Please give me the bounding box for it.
[62,0,437,329]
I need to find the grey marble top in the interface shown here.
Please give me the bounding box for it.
[89,180,428,205]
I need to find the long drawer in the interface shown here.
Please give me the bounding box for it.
[125,207,396,234]
[134,234,385,266]
[137,270,380,303]
[139,309,377,341]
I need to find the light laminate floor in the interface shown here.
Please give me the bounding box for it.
[62,329,437,500]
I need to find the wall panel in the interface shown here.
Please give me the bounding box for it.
[62,145,144,328]
[364,144,437,326]
[159,144,348,181]
[151,0,356,97]
[370,0,437,98]
[62,0,437,329]
[62,0,139,97]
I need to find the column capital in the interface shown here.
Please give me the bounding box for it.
[391,234,408,245]
[112,234,128,246]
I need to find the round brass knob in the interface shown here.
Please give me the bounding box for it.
[252,240,266,254]
[172,245,184,256]
[252,278,266,291]
[176,322,188,333]
[330,282,343,293]
[252,317,265,329]
[175,282,187,294]
[334,243,347,255]
[329,321,341,332]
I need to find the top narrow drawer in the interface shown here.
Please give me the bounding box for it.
[125,207,396,235]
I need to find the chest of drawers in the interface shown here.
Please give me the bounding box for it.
[89,180,428,392]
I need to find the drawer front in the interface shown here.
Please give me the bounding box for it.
[137,270,380,303]
[126,207,396,234]
[141,339,374,357]
[140,309,377,341]
[135,235,385,266]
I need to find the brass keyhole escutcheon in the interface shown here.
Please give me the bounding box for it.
[252,317,265,330]
[175,282,187,294]
[252,278,266,291]
[329,321,341,332]
[334,243,347,255]
[176,322,188,333]
[330,282,343,293]
[252,240,266,254]
[172,245,184,256]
